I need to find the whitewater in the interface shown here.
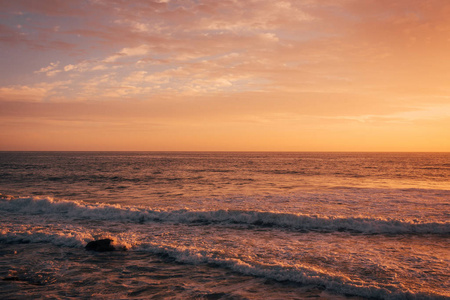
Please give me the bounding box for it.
[1,152,449,299]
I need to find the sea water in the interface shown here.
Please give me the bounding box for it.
[0,152,448,299]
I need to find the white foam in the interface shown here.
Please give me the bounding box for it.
[1,227,443,300]
[1,197,449,235]
[136,242,446,300]
[0,228,85,247]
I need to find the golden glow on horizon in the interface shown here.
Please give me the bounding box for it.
[0,0,449,151]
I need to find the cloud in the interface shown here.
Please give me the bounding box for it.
[6,0,450,99]
[103,45,150,62]
[34,61,60,75]
[62,61,102,73]
[64,64,76,71]
[114,19,151,33]
[0,81,70,102]
[0,86,47,102]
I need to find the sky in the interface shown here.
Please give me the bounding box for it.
[0,0,449,151]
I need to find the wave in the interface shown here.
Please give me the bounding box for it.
[0,229,85,247]
[1,197,448,235]
[0,229,446,300]
[137,243,447,300]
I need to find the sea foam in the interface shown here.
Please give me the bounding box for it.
[0,228,445,300]
[1,197,448,235]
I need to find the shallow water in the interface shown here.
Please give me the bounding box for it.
[1,152,449,299]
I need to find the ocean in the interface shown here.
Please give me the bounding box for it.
[0,152,448,299]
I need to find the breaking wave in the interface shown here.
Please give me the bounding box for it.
[0,229,445,300]
[1,197,448,235]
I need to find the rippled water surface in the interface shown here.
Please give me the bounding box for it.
[1,152,449,299]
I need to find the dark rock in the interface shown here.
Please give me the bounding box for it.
[85,239,115,252]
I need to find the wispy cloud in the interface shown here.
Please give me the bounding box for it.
[35,61,61,76]
[103,45,150,63]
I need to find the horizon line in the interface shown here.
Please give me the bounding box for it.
[0,150,449,153]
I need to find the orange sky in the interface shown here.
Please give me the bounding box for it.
[0,0,449,151]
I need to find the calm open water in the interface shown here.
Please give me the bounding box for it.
[0,152,449,299]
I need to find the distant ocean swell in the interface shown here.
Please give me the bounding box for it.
[2,197,449,235]
[0,228,445,300]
